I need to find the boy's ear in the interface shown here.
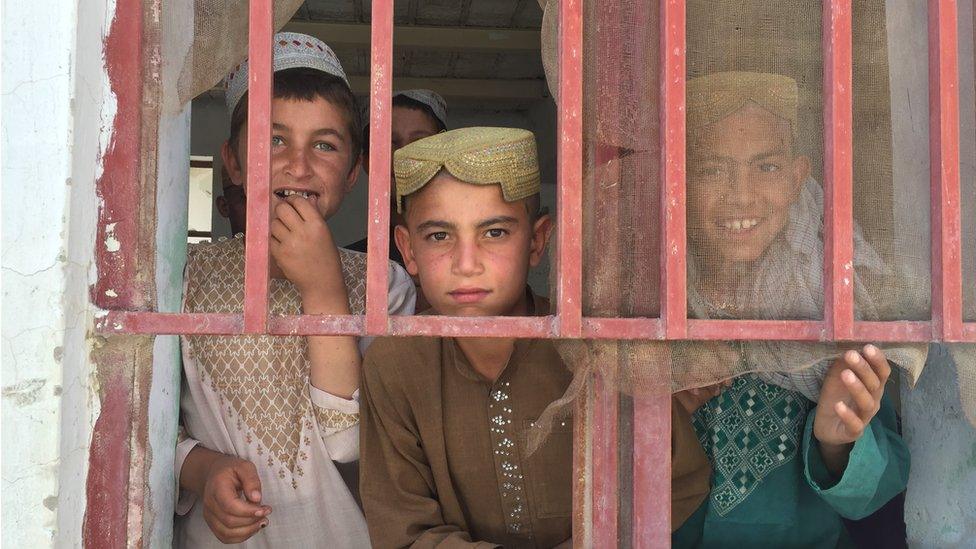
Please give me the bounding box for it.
[344,153,363,194]
[528,213,554,268]
[215,196,230,218]
[393,224,419,276]
[220,141,245,187]
[791,154,812,193]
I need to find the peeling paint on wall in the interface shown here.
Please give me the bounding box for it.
[104,222,121,252]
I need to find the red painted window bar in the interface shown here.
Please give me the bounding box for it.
[94,0,971,546]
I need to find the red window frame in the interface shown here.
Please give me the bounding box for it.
[93,0,971,545]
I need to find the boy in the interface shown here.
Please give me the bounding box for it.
[358,127,574,547]
[348,88,449,266]
[175,33,415,547]
[673,71,911,547]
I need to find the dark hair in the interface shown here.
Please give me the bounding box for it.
[363,94,446,157]
[229,68,363,160]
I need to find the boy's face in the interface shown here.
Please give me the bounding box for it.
[363,106,441,176]
[223,95,361,221]
[392,106,441,153]
[394,173,551,317]
[687,102,810,269]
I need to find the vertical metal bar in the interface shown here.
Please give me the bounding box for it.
[242,0,273,333]
[365,0,394,335]
[573,376,593,547]
[591,372,620,547]
[632,388,671,547]
[822,0,855,340]
[929,0,963,341]
[556,0,584,338]
[660,0,687,339]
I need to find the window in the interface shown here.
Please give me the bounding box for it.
[91,0,972,545]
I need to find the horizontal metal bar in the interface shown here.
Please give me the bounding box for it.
[688,319,827,341]
[267,315,365,336]
[582,318,664,339]
[851,321,935,342]
[96,312,244,335]
[98,311,969,342]
[387,315,556,337]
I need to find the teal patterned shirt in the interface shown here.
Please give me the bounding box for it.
[673,375,910,548]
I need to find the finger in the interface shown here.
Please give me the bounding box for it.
[274,200,302,229]
[210,480,266,519]
[842,350,882,394]
[206,506,265,529]
[211,518,268,544]
[270,218,289,242]
[834,401,866,439]
[286,194,319,221]
[862,344,891,386]
[840,369,879,421]
[237,461,264,505]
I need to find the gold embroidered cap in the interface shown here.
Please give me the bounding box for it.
[687,71,798,133]
[393,126,540,213]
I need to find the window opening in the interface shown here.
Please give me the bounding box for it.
[188,156,215,243]
[89,0,973,546]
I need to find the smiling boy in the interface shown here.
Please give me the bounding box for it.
[175,33,415,547]
[673,72,911,547]
[358,127,574,548]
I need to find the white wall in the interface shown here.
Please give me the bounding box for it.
[2,0,88,545]
[887,0,976,545]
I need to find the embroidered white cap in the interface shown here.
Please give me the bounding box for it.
[223,32,349,115]
[394,89,449,129]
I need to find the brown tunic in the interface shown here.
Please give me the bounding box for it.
[360,332,573,549]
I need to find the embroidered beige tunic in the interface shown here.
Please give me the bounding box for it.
[175,235,415,548]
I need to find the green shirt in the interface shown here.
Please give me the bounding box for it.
[673,375,910,548]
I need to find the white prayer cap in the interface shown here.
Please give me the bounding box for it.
[394,89,449,129]
[223,32,349,115]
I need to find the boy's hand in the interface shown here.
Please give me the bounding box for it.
[269,195,344,299]
[813,344,891,475]
[202,455,271,543]
[675,380,732,414]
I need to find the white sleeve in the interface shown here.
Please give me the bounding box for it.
[174,432,202,516]
[357,261,417,356]
[308,384,361,463]
[387,261,417,317]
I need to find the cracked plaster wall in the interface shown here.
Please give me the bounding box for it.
[893,0,976,545]
[1,0,91,545]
